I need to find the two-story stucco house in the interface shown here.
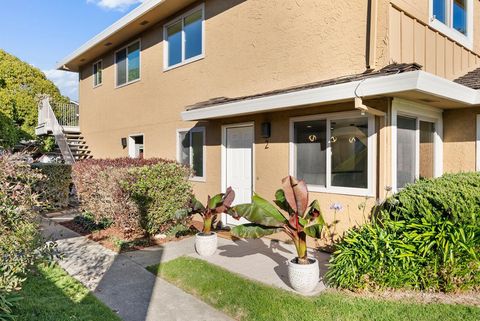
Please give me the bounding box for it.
[56,0,480,233]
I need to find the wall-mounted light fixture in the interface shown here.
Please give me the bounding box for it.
[261,122,271,139]
[121,137,127,149]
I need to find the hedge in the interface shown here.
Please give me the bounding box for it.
[72,158,192,236]
[0,153,55,319]
[327,173,480,292]
[31,163,72,210]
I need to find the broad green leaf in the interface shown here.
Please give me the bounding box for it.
[304,216,325,239]
[207,193,223,209]
[191,197,205,213]
[232,194,288,227]
[231,224,283,239]
[274,189,293,214]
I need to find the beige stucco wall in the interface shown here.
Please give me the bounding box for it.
[443,107,480,173]
[386,0,480,79]
[75,0,480,237]
[77,0,383,235]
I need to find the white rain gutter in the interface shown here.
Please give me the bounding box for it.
[181,71,480,121]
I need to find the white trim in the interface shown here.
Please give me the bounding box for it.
[128,133,145,158]
[163,3,205,71]
[57,0,167,70]
[289,111,376,197]
[114,39,141,88]
[176,126,206,182]
[429,0,473,49]
[221,122,255,224]
[391,98,443,192]
[181,71,480,121]
[92,59,103,88]
[476,114,480,171]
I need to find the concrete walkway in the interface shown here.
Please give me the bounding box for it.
[125,235,329,295]
[40,218,233,321]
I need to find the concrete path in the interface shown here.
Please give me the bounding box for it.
[125,234,329,295]
[40,218,233,321]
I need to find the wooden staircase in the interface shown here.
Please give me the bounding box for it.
[36,96,92,163]
[64,133,92,161]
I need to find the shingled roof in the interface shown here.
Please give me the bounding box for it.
[454,67,480,89]
[186,63,423,111]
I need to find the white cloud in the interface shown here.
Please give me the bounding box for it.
[43,70,79,102]
[87,0,144,11]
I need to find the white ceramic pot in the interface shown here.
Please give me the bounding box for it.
[195,232,217,257]
[287,257,320,293]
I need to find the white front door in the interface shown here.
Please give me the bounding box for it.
[223,124,254,226]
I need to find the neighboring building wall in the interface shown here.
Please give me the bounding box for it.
[387,0,480,79]
[443,107,480,173]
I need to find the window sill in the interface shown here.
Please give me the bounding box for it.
[115,78,141,89]
[93,83,103,89]
[189,176,206,183]
[307,184,375,198]
[163,54,204,72]
[429,19,472,50]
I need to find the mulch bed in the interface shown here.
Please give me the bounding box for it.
[60,220,196,253]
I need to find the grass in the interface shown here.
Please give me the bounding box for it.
[148,257,480,321]
[13,264,121,321]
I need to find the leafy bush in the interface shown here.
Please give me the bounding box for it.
[72,158,192,236]
[0,153,56,320]
[327,173,480,292]
[31,163,72,210]
[123,163,193,235]
[73,212,113,232]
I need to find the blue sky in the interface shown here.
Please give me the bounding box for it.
[0,0,145,101]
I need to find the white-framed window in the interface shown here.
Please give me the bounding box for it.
[128,134,144,159]
[93,60,103,87]
[392,99,443,191]
[164,4,205,71]
[177,127,206,180]
[289,111,376,196]
[115,40,141,87]
[430,0,473,48]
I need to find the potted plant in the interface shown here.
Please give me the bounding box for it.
[227,176,325,293]
[176,187,235,257]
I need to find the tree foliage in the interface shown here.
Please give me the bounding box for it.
[0,49,68,148]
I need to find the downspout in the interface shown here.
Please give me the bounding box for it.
[366,0,378,70]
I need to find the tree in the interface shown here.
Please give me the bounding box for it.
[0,49,69,148]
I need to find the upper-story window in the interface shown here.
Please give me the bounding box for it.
[431,0,472,48]
[115,40,140,87]
[93,60,102,87]
[164,4,204,70]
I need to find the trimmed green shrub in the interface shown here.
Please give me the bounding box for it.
[0,153,56,320]
[31,163,72,210]
[327,173,480,292]
[123,163,193,235]
[72,158,192,236]
[73,212,113,232]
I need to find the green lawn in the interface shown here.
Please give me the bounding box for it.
[13,264,121,321]
[148,257,480,321]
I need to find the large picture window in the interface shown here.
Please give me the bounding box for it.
[291,113,374,195]
[115,40,140,87]
[164,5,204,70]
[177,127,205,180]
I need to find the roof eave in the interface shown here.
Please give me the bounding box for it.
[181,71,480,121]
[56,0,166,72]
